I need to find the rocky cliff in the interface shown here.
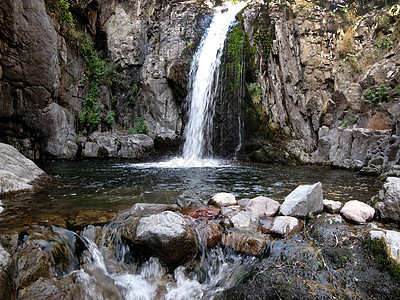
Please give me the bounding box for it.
[240,0,400,174]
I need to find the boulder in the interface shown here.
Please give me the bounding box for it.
[221,231,267,256]
[134,211,197,266]
[209,193,238,207]
[323,200,343,214]
[0,143,45,195]
[245,196,280,217]
[340,200,375,224]
[370,230,400,263]
[220,205,242,218]
[262,216,303,238]
[183,207,221,220]
[377,177,400,222]
[230,211,260,232]
[194,221,222,247]
[280,182,323,217]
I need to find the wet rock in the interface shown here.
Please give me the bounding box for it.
[245,196,280,217]
[125,203,180,218]
[230,211,260,232]
[134,211,197,266]
[0,200,3,214]
[220,231,267,256]
[370,230,400,263]
[280,182,323,217]
[209,193,237,207]
[194,221,221,247]
[262,216,303,238]
[377,177,400,222]
[0,143,45,195]
[18,277,70,300]
[183,208,221,220]
[220,205,242,218]
[323,199,343,214]
[0,244,13,299]
[340,200,375,224]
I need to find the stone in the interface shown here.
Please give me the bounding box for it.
[377,177,400,222]
[183,208,221,220]
[0,244,13,299]
[134,211,197,266]
[370,230,400,263]
[340,200,375,224]
[0,143,45,195]
[262,216,303,238]
[245,196,280,217]
[209,193,238,207]
[230,211,260,232]
[280,182,323,217]
[195,221,222,247]
[220,231,267,256]
[220,205,242,218]
[323,199,343,214]
[238,198,250,208]
[125,203,179,218]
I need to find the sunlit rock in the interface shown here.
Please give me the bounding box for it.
[209,193,238,207]
[0,143,45,195]
[246,196,280,217]
[323,199,343,214]
[370,230,400,263]
[262,216,303,238]
[230,211,260,232]
[377,177,400,222]
[135,211,197,266]
[221,231,267,256]
[340,200,375,224]
[280,182,323,217]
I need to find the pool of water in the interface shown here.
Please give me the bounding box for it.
[0,160,379,233]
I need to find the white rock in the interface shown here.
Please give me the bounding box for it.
[220,205,241,218]
[246,196,280,217]
[270,216,303,238]
[230,211,260,232]
[323,199,343,214]
[377,177,400,222]
[210,192,237,207]
[280,182,324,217]
[340,200,375,224]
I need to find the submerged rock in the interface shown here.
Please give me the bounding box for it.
[323,199,343,214]
[209,193,237,207]
[221,231,267,256]
[134,211,197,266]
[245,196,280,217]
[0,143,45,195]
[230,211,260,232]
[377,177,400,222]
[280,182,323,217]
[340,200,375,224]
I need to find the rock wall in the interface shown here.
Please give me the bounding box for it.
[241,0,400,173]
[0,0,211,159]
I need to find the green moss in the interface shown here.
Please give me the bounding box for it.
[365,236,400,281]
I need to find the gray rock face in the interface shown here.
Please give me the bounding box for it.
[245,196,280,217]
[81,132,154,159]
[370,230,400,263]
[0,143,45,195]
[340,200,375,224]
[280,182,323,217]
[377,177,400,222]
[135,211,197,266]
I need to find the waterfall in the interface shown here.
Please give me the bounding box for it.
[181,2,247,164]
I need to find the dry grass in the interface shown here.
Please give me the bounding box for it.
[336,26,355,59]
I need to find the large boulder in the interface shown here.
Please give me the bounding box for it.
[0,143,45,195]
[280,182,323,217]
[134,211,197,266]
[340,200,375,224]
[245,196,280,217]
[377,177,400,222]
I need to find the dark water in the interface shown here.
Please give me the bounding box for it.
[0,160,379,233]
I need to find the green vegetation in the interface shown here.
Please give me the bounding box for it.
[105,110,116,127]
[128,113,148,134]
[366,84,392,105]
[54,0,74,26]
[365,236,400,281]
[341,109,359,128]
